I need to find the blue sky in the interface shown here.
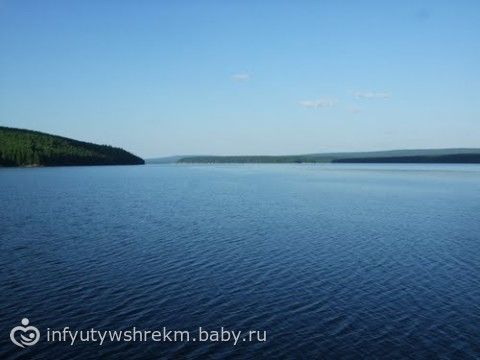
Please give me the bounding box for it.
[1,0,479,157]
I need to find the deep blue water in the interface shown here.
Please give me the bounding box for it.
[1,164,480,359]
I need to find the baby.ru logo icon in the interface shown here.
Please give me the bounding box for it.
[10,318,40,348]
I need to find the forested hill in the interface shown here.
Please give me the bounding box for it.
[0,126,144,166]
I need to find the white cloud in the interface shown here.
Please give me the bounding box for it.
[299,98,337,108]
[231,73,250,81]
[354,91,390,99]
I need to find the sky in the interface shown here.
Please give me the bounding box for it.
[0,0,479,158]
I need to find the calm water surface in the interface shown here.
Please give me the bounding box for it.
[1,164,479,359]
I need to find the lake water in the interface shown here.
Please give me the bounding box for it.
[1,164,479,359]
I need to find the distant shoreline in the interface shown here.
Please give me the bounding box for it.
[148,149,480,164]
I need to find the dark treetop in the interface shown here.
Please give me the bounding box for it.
[0,126,144,167]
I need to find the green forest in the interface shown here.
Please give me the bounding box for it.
[175,149,480,164]
[0,126,144,167]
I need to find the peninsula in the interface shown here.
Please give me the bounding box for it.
[0,126,144,167]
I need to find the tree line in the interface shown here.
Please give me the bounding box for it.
[0,126,144,166]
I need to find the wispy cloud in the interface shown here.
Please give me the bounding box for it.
[347,106,362,114]
[231,73,250,81]
[354,91,390,99]
[299,98,337,108]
